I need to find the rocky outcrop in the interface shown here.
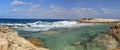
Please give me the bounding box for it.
[107,23,120,50]
[97,23,120,50]
[72,23,120,50]
[108,23,120,42]
[91,23,120,50]
[0,26,48,50]
[93,35,119,50]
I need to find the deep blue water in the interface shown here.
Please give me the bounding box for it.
[0,19,71,23]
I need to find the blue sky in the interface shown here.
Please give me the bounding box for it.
[0,0,120,19]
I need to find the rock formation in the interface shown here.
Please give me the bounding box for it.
[95,35,119,50]
[108,23,120,50]
[81,23,120,50]
[94,23,120,50]
[76,18,120,23]
[108,23,120,42]
[28,38,45,47]
[0,26,48,50]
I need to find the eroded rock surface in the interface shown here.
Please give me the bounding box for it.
[94,23,120,50]
[0,26,48,50]
[93,35,119,50]
[108,23,120,42]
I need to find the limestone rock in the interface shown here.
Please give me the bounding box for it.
[92,34,119,50]
[0,38,8,50]
[108,23,120,42]
[0,26,48,50]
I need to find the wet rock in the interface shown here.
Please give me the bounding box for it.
[92,34,119,50]
[28,38,45,47]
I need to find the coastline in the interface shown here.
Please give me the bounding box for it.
[0,18,120,50]
[75,18,120,23]
[0,26,49,50]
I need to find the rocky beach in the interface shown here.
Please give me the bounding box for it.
[0,18,120,50]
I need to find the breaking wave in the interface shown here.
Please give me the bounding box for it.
[0,21,96,31]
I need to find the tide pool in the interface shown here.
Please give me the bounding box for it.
[15,23,110,50]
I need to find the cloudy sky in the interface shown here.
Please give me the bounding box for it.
[0,0,120,19]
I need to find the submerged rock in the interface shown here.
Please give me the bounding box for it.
[91,23,120,50]
[70,23,120,50]
[28,38,45,47]
[101,35,119,50]
[0,26,48,50]
[73,41,81,46]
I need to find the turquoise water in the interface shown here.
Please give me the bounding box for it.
[15,23,111,50]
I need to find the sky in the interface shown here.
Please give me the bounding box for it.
[0,0,120,19]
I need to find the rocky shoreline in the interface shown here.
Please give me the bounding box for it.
[0,26,48,50]
[76,18,120,23]
[103,23,120,50]
[108,23,120,44]
[0,22,120,50]
[72,23,120,50]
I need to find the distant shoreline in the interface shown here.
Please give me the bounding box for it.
[75,18,120,23]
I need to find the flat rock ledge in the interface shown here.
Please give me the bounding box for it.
[0,26,49,50]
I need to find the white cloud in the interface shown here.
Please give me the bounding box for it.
[49,4,56,9]
[29,4,40,12]
[50,5,67,13]
[12,4,40,12]
[13,9,26,12]
[101,8,120,15]
[72,8,97,15]
[11,0,26,6]
[11,3,120,19]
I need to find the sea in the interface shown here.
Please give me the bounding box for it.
[0,19,111,50]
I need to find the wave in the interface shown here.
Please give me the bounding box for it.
[0,21,96,31]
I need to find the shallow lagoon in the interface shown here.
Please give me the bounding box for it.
[14,23,111,50]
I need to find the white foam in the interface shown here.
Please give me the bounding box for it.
[0,21,97,31]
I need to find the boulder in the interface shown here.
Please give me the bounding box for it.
[108,23,120,42]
